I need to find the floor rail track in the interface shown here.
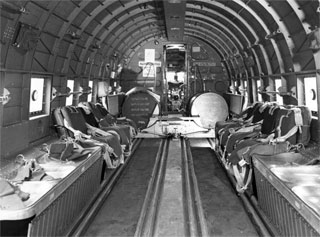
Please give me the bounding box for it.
[69,138,143,236]
[134,138,169,237]
[181,138,209,237]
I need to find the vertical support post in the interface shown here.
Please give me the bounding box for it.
[296,77,304,105]
[185,55,190,109]
[194,66,197,94]
[316,53,320,145]
[153,63,157,91]
[268,76,276,102]
[162,48,168,114]
[0,71,4,158]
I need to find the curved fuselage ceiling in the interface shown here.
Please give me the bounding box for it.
[0,0,319,158]
[1,0,318,79]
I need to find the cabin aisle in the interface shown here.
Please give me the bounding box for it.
[190,139,259,236]
[83,139,161,237]
[82,137,260,237]
[154,139,184,236]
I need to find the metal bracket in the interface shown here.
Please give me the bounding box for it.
[264,86,296,97]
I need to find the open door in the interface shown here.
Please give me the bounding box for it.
[163,44,187,113]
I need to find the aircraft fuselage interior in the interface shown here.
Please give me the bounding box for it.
[1,0,320,236]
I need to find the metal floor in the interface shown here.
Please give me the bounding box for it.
[82,138,259,237]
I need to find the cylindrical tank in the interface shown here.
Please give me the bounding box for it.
[122,87,160,129]
[187,92,228,128]
[185,92,200,116]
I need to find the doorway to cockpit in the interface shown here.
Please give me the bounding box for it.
[163,44,187,114]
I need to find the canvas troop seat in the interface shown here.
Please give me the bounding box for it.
[77,107,121,141]
[80,102,134,150]
[297,117,320,162]
[83,102,109,122]
[223,103,280,158]
[95,102,137,133]
[88,102,136,137]
[215,102,262,156]
[225,105,312,193]
[52,107,71,139]
[284,105,312,146]
[225,104,282,167]
[217,102,267,156]
[52,106,124,168]
[218,102,265,146]
[215,102,263,138]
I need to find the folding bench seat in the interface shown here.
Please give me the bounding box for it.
[85,102,135,139]
[53,106,124,168]
[52,107,71,139]
[283,105,312,146]
[79,102,133,152]
[215,102,263,156]
[215,102,263,138]
[95,103,137,133]
[224,103,280,158]
[77,106,121,140]
[298,117,320,163]
[217,102,270,156]
[226,105,312,193]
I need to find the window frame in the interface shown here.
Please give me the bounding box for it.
[302,75,318,116]
[29,75,52,120]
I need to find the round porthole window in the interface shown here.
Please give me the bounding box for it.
[311,89,316,100]
[32,90,38,101]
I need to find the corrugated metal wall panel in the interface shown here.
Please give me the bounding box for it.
[28,157,103,236]
[254,168,319,236]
